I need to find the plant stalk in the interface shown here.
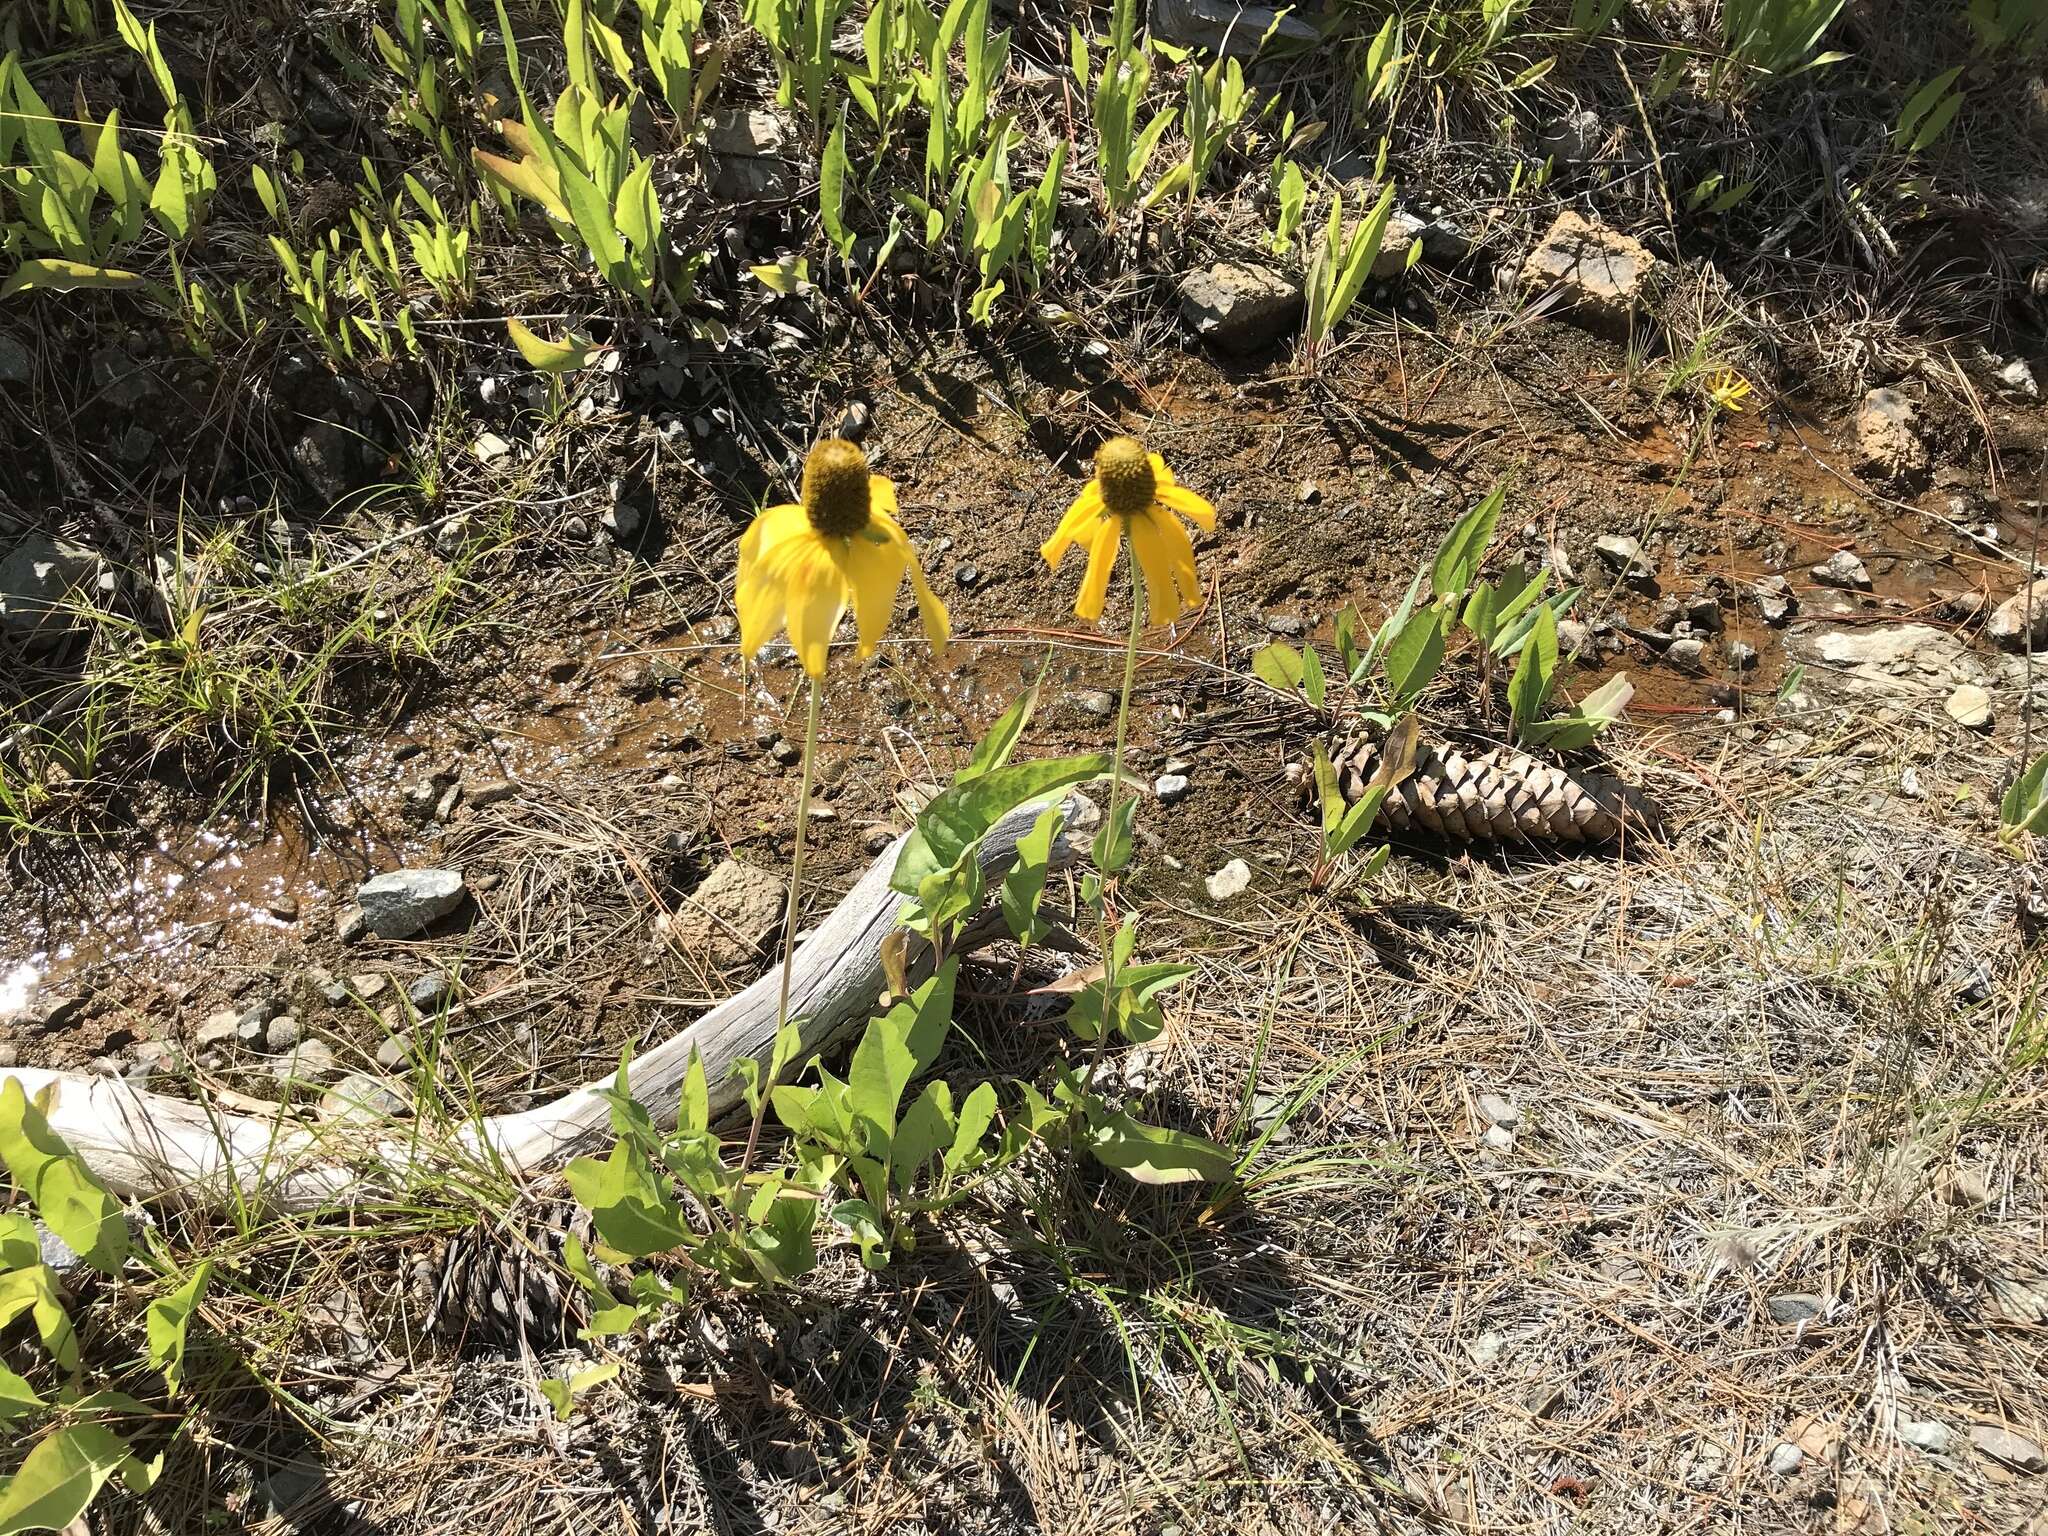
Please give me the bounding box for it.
[737,673,821,1187]
[1080,557,1146,1098]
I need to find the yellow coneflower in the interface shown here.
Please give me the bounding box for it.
[1041,436,1216,625]
[1706,368,1753,413]
[736,438,950,679]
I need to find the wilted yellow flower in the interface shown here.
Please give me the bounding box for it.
[736,438,949,679]
[1706,368,1752,412]
[1041,436,1216,625]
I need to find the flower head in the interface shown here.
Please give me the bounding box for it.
[1041,436,1216,625]
[1705,368,1752,413]
[736,438,950,679]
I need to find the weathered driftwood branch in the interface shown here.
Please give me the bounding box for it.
[1,794,1091,1215]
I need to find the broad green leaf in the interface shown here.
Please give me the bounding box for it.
[561,1234,644,1336]
[1091,796,1135,875]
[1382,604,1445,704]
[820,113,853,257]
[2002,750,2048,834]
[845,961,957,1146]
[0,1267,75,1373]
[830,1198,889,1268]
[0,1081,127,1275]
[748,253,812,293]
[0,1213,36,1270]
[1431,482,1508,599]
[1084,1105,1234,1185]
[1312,743,1345,841]
[144,1261,211,1394]
[537,1359,619,1420]
[0,260,149,300]
[945,1082,1000,1173]
[506,316,602,372]
[999,803,1064,943]
[1507,603,1558,737]
[0,1423,140,1536]
[889,1080,955,1188]
[1250,642,1304,693]
[957,684,1038,782]
[1523,671,1634,750]
[890,754,1108,894]
[1300,644,1326,710]
[0,1365,43,1423]
[1329,785,1387,859]
[678,1052,709,1134]
[743,1184,818,1281]
[563,1140,693,1258]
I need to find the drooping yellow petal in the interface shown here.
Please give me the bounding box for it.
[738,513,807,662]
[875,510,950,663]
[1124,509,1179,627]
[1041,482,1104,567]
[870,475,899,518]
[738,502,808,580]
[1147,451,1176,489]
[1148,503,1201,616]
[839,527,907,659]
[1075,518,1122,622]
[1156,483,1216,532]
[772,537,850,679]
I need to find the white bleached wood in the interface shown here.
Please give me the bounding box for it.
[2,794,1089,1214]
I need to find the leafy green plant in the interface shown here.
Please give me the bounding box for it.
[1270,157,1307,254]
[1080,0,1179,214]
[1894,66,1966,153]
[744,0,852,128]
[1161,50,1250,205]
[1307,711,1414,888]
[1718,0,1850,86]
[2001,750,2048,838]
[0,1080,213,1533]
[1301,181,1404,361]
[639,0,721,129]
[110,0,216,241]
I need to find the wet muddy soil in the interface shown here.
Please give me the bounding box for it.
[5,324,2044,1106]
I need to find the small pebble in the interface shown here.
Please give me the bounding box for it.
[265,1016,302,1052]
[1154,773,1191,805]
[1768,1443,1803,1476]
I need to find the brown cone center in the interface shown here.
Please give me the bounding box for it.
[803,438,873,538]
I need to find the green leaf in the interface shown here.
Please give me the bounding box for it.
[1312,743,1345,841]
[1091,796,1136,875]
[0,1213,36,1271]
[999,802,1064,943]
[0,260,149,300]
[748,253,813,293]
[844,961,958,1148]
[145,1261,211,1394]
[1084,1105,1234,1185]
[1300,644,1326,709]
[0,1267,76,1373]
[0,1364,43,1424]
[830,1198,889,1268]
[0,1423,142,1536]
[537,1359,619,1420]
[1523,671,1634,751]
[743,1185,818,1282]
[1382,604,1445,704]
[0,1081,127,1275]
[563,1139,694,1258]
[820,111,853,258]
[890,1080,955,1188]
[945,1082,1000,1174]
[1506,603,1558,737]
[1329,785,1386,859]
[2001,749,2048,834]
[560,1234,645,1336]
[957,684,1038,782]
[1251,641,1305,694]
[891,755,1107,894]
[506,316,602,372]
[1431,482,1508,599]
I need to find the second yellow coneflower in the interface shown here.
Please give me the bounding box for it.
[1042,436,1216,626]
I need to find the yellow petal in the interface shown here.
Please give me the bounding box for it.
[873,510,950,663]
[737,519,799,662]
[1041,483,1104,568]
[839,527,907,659]
[1076,518,1121,622]
[1125,510,1179,627]
[870,475,898,519]
[773,537,850,678]
[1147,451,1176,489]
[1150,503,1202,615]
[740,502,807,567]
[1157,483,1216,532]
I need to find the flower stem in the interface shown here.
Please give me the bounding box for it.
[1080,558,1145,1099]
[737,674,821,1187]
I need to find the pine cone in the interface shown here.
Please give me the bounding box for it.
[1326,732,1666,846]
[426,1195,617,1354]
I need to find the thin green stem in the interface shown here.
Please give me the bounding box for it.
[737,674,821,1186]
[1080,557,1145,1098]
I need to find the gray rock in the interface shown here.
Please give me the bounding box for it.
[264,1015,302,1052]
[1557,617,1592,659]
[335,904,370,945]
[1519,210,1656,329]
[355,868,468,939]
[1996,357,2038,397]
[705,109,809,201]
[407,971,454,1011]
[1265,612,1306,637]
[1540,108,1605,162]
[1945,684,1993,730]
[669,860,787,969]
[0,335,31,383]
[271,1036,337,1085]
[1792,622,1963,686]
[319,1071,410,1124]
[1074,689,1116,719]
[1371,211,1427,279]
[1480,1123,1515,1151]
[1752,575,1797,625]
[1727,640,1760,671]
[90,344,156,408]
[472,431,513,465]
[1683,595,1725,634]
[1856,387,1927,478]
[0,534,101,643]
[1154,773,1192,805]
[1987,577,2048,649]
[375,1033,413,1071]
[348,972,388,1002]
[465,777,517,808]
[292,421,377,504]
[1766,1293,1824,1324]
[1593,534,1655,587]
[0,1042,14,1069]
[433,513,479,558]
[1767,1442,1804,1476]
[1149,0,1318,56]
[1810,549,1871,591]
[1897,1418,1951,1454]
[1476,1092,1519,1128]
[1968,1423,2044,1471]
[196,1011,241,1048]
[602,478,649,546]
[1205,859,1252,901]
[1665,637,1706,672]
[1178,262,1303,353]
